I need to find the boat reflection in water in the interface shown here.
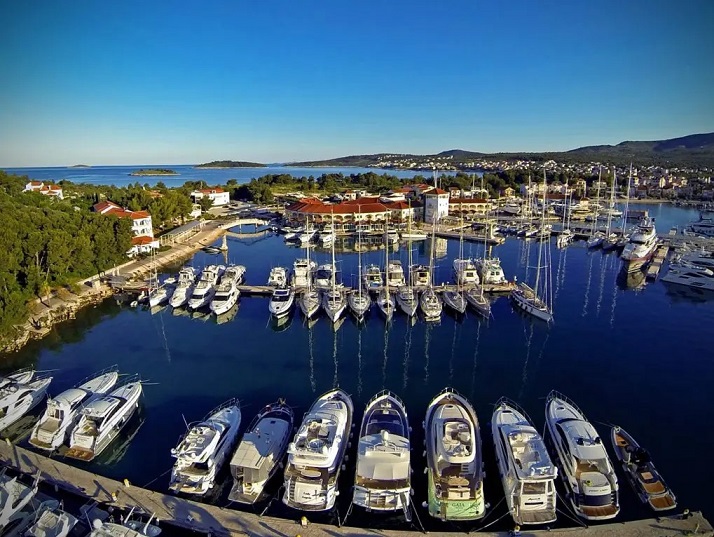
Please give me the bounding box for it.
[617,267,646,291]
[662,281,714,303]
[270,310,293,332]
[216,303,240,325]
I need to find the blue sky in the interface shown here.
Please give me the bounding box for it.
[1,0,712,166]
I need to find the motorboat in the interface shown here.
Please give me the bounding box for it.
[621,216,658,270]
[169,267,198,308]
[661,263,714,291]
[492,399,557,525]
[222,264,247,285]
[88,507,162,537]
[601,233,619,251]
[424,388,485,521]
[586,232,605,249]
[0,368,35,390]
[291,259,316,288]
[283,388,354,511]
[376,288,395,320]
[352,391,412,518]
[363,264,383,292]
[557,229,574,248]
[66,378,143,462]
[229,400,294,505]
[21,502,78,537]
[170,399,242,495]
[501,202,521,216]
[0,375,53,431]
[188,265,224,309]
[677,249,714,270]
[442,289,467,314]
[30,367,119,451]
[465,287,491,317]
[147,284,172,308]
[453,258,480,285]
[321,288,346,323]
[395,286,418,317]
[511,283,552,323]
[268,266,288,287]
[419,287,442,321]
[320,232,335,246]
[387,261,406,288]
[545,391,619,520]
[269,288,295,318]
[474,257,507,285]
[298,228,317,245]
[348,290,371,321]
[0,471,38,531]
[610,426,676,512]
[209,281,240,316]
[409,264,431,289]
[313,264,335,291]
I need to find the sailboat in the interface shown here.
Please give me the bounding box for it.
[444,215,469,314]
[556,179,574,248]
[466,189,492,318]
[475,174,508,286]
[616,164,633,250]
[396,211,418,317]
[602,168,619,250]
[420,215,443,321]
[586,167,605,248]
[348,210,371,321]
[321,212,347,323]
[298,216,321,319]
[510,170,554,323]
[377,217,396,319]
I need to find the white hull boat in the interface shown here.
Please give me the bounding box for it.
[0,472,38,531]
[424,388,485,521]
[322,288,347,323]
[314,264,335,291]
[347,291,371,320]
[229,400,294,505]
[387,261,406,288]
[492,398,557,525]
[362,264,383,292]
[409,264,430,289]
[170,399,242,496]
[268,267,288,287]
[621,217,658,270]
[292,259,316,288]
[545,391,619,521]
[66,379,143,462]
[0,375,53,431]
[396,287,418,317]
[475,257,507,285]
[453,259,480,285]
[376,289,395,320]
[442,290,467,314]
[419,288,442,321]
[209,281,240,315]
[299,290,320,319]
[269,288,295,317]
[30,368,119,451]
[352,391,412,517]
[169,267,198,308]
[283,389,353,511]
[661,263,714,291]
[0,368,34,389]
[511,283,553,323]
[188,265,224,310]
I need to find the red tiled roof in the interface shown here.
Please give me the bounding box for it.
[131,235,156,246]
[426,188,448,195]
[449,198,489,204]
[384,201,413,210]
[29,181,43,186]
[201,188,225,194]
[342,197,381,205]
[93,201,121,213]
[288,199,388,215]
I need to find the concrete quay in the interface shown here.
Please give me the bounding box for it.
[0,443,710,537]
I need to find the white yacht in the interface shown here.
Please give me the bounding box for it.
[424,388,485,521]
[687,217,714,237]
[545,391,619,520]
[387,261,406,288]
[409,264,430,289]
[268,266,288,287]
[453,259,480,285]
[0,472,38,531]
[291,259,316,288]
[170,399,242,496]
[400,231,428,240]
[396,286,418,317]
[188,265,224,310]
[148,283,171,308]
[89,508,162,537]
[169,267,198,308]
[30,368,119,451]
[66,378,143,462]
[420,288,442,321]
[492,399,558,526]
[209,279,240,315]
[363,264,383,292]
[21,503,78,537]
[0,367,34,389]
[621,216,658,270]
[269,288,295,318]
[501,201,522,215]
[313,264,335,291]
[222,264,247,285]
[474,257,507,285]
[661,263,714,291]
[352,391,412,518]
[283,388,353,511]
[0,375,53,431]
[228,400,294,505]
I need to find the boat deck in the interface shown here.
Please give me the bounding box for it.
[0,442,711,536]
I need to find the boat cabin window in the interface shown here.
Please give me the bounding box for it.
[48,406,64,421]
[192,461,210,474]
[365,411,403,437]
[522,481,546,495]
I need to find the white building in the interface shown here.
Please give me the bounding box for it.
[423,188,450,224]
[93,200,159,256]
[24,181,64,200]
[191,187,230,206]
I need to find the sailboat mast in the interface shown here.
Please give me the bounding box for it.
[534,170,547,298]
[480,173,487,300]
[305,215,311,292]
[385,214,390,295]
[407,203,413,289]
[330,210,336,293]
[357,207,362,299]
[623,163,632,233]
[606,167,615,235]
[592,166,602,235]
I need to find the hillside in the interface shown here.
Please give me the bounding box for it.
[289,132,714,169]
[195,160,266,168]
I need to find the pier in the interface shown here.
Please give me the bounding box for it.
[0,443,711,537]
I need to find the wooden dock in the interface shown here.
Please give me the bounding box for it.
[0,443,711,537]
[647,244,670,280]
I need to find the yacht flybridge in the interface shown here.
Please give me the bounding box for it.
[424,388,485,521]
[169,266,198,308]
[30,367,119,451]
[66,377,142,462]
[269,288,295,318]
[0,471,39,531]
[292,258,316,288]
[0,367,34,389]
[363,264,383,292]
[387,261,406,288]
[0,373,53,431]
[188,265,224,310]
[170,399,242,496]
[352,391,412,518]
[283,388,353,511]
[492,398,557,526]
[209,268,242,315]
[621,216,658,271]
[268,266,288,288]
[545,391,619,521]
[229,400,294,505]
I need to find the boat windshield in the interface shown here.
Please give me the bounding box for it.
[272,293,290,302]
[576,457,609,475]
[315,269,331,280]
[365,410,404,437]
[522,481,547,495]
[213,295,229,302]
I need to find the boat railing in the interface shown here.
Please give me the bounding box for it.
[494,396,539,432]
[73,365,120,390]
[199,397,241,424]
[547,390,586,418]
[244,400,293,433]
[367,389,406,412]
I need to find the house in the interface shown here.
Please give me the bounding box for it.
[92,200,158,256]
[448,198,493,218]
[285,197,391,233]
[191,187,230,206]
[23,181,64,200]
[423,188,450,224]
[501,186,515,198]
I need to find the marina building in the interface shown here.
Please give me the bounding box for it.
[191,187,230,206]
[448,197,493,218]
[424,188,450,223]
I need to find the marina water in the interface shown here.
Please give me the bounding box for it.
[2,202,713,530]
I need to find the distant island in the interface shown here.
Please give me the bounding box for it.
[195,160,266,168]
[68,164,91,168]
[129,168,179,176]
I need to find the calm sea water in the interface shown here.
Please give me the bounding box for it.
[1,164,446,188]
[2,203,712,530]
